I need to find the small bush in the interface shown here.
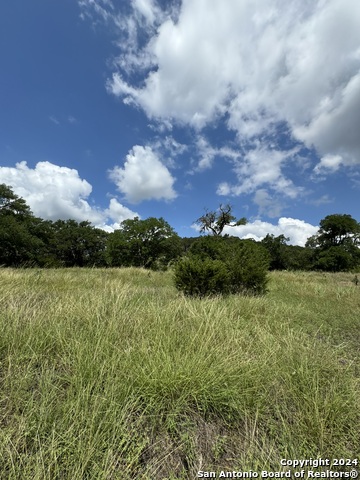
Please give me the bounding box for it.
[227,246,269,295]
[174,236,269,297]
[174,256,230,297]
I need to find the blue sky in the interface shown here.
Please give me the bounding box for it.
[1,0,359,245]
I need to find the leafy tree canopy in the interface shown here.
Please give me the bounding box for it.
[316,246,355,272]
[50,219,108,267]
[0,185,45,266]
[107,216,181,269]
[307,214,360,249]
[0,215,43,266]
[261,234,289,270]
[305,213,360,271]
[0,184,32,218]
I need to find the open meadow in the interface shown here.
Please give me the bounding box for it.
[0,268,359,479]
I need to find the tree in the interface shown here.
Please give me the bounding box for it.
[0,186,110,267]
[0,184,32,218]
[180,237,198,254]
[316,247,354,272]
[306,214,360,271]
[316,214,360,248]
[0,215,44,266]
[261,234,289,270]
[281,245,315,271]
[0,184,44,266]
[106,217,182,269]
[50,220,108,267]
[26,218,61,266]
[196,204,246,236]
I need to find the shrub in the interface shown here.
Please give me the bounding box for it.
[174,236,270,297]
[227,242,269,295]
[174,256,230,297]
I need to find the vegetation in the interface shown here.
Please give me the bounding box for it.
[196,203,246,236]
[174,256,231,297]
[174,236,269,296]
[306,214,360,272]
[0,184,110,268]
[260,234,289,270]
[106,217,182,270]
[0,268,359,478]
[1,184,359,273]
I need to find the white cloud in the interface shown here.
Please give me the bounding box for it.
[196,135,223,171]
[100,198,139,231]
[108,145,177,203]
[216,145,303,199]
[133,0,157,25]
[107,0,360,169]
[217,182,231,196]
[313,154,343,175]
[222,217,318,247]
[151,135,187,167]
[0,161,137,230]
[185,137,243,175]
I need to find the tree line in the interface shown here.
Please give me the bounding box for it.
[1,184,359,272]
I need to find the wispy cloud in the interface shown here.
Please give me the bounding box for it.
[253,189,285,218]
[310,194,333,207]
[78,0,115,23]
[49,115,60,125]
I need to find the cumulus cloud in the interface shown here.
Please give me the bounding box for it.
[222,217,318,247]
[100,198,139,231]
[107,0,360,169]
[109,145,177,203]
[0,161,137,229]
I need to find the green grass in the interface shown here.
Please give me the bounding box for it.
[0,268,359,479]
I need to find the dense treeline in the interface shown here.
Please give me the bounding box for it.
[259,214,360,272]
[1,184,359,271]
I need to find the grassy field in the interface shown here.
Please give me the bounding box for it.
[0,268,359,479]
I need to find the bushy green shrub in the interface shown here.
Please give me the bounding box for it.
[174,256,230,297]
[227,242,269,295]
[174,236,270,297]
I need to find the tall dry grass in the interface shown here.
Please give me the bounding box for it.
[0,268,359,479]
